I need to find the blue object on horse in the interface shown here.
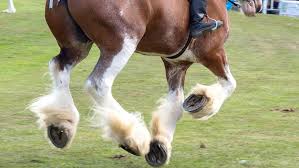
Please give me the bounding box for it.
[226,0,235,10]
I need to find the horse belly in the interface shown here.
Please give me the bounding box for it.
[136,28,189,56]
[136,0,190,56]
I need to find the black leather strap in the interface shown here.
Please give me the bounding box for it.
[166,35,192,59]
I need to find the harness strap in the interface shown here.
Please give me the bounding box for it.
[166,35,192,59]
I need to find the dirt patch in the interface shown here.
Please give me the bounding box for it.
[30,159,44,163]
[271,108,296,113]
[200,143,207,149]
[109,154,127,160]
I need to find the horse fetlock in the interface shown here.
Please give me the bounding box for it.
[94,106,150,156]
[29,92,79,148]
[117,118,151,156]
[150,115,173,164]
[118,125,151,156]
[185,83,226,120]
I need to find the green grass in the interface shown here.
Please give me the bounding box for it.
[0,1,299,168]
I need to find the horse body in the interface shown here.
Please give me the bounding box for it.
[67,0,228,56]
[65,0,189,55]
[30,0,261,166]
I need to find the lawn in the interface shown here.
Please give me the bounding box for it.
[0,1,298,168]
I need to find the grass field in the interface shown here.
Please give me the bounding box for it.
[0,1,299,168]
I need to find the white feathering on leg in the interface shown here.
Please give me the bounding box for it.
[188,65,236,120]
[151,89,184,164]
[91,104,151,155]
[29,60,79,148]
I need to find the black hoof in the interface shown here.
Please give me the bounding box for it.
[119,144,140,156]
[183,94,208,113]
[47,125,68,148]
[145,140,168,167]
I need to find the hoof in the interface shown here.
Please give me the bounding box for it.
[47,125,69,148]
[183,94,208,113]
[145,140,168,167]
[119,144,140,156]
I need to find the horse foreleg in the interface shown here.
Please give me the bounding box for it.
[146,59,191,166]
[85,36,151,156]
[183,48,236,120]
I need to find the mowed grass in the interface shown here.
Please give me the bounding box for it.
[0,1,299,168]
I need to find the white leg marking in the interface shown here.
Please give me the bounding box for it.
[151,88,184,162]
[3,0,16,13]
[29,60,79,147]
[190,65,236,120]
[87,36,151,155]
[152,89,184,142]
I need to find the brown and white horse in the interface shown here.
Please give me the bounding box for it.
[29,0,262,166]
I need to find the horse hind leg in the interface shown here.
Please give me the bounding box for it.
[30,47,91,148]
[29,0,93,149]
[85,34,151,156]
[183,48,236,120]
